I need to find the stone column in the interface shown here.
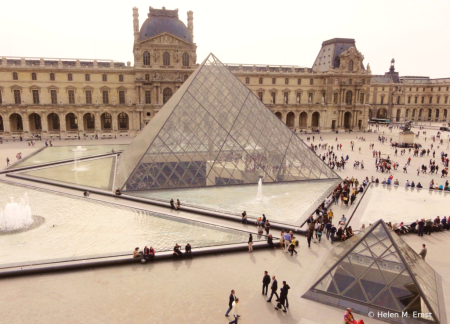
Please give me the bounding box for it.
[294,112,299,128]
[95,111,101,132]
[59,112,66,133]
[41,112,48,133]
[78,112,84,132]
[22,112,30,134]
[4,114,10,133]
[112,110,118,132]
[307,113,312,128]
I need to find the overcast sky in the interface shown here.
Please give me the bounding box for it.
[0,0,449,78]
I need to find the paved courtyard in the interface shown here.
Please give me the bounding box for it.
[0,124,449,323]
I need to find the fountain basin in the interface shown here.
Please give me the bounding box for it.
[0,215,45,235]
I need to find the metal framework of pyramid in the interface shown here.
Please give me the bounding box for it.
[302,220,447,324]
[117,53,340,191]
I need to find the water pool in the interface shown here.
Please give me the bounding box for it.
[9,144,127,169]
[0,181,258,266]
[129,179,341,227]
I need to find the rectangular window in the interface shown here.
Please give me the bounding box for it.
[102,91,109,104]
[119,91,125,104]
[32,90,39,104]
[68,90,75,104]
[360,93,365,104]
[14,90,21,104]
[86,90,92,104]
[421,97,424,104]
[431,87,433,92]
[415,97,418,104]
[50,90,57,104]
[310,79,313,85]
[429,97,432,104]
[32,73,37,81]
[258,92,263,101]
[50,73,55,81]
[445,97,448,104]
[408,97,411,104]
[119,75,124,82]
[381,96,384,104]
[68,74,73,81]
[0,91,2,104]
[397,96,400,104]
[437,97,440,104]
[382,87,385,91]
[85,74,90,81]
[145,90,151,104]
[333,93,338,104]
[271,93,276,104]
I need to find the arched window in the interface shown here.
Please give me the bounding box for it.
[32,72,37,81]
[272,78,276,85]
[118,112,129,130]
[68,73,73,81]
[119,75,124,82]
[163,52,170,66]
[145,74,150,81]
[348,60,354,71]
[182,52,189,67]
[245,77,249,84]
[163,88,173,104]
[50,73,55,81]
[259,78,263,85]
[436,109,439,118]
[143,51,150,65]
[285,78,289,85]
[184,75,189,81]
[13,72,18,80]
[345,90,353,105]
[102,74,107,82]
[297,78,301,85]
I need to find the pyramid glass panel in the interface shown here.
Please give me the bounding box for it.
[117,53,340,191]
[302,220,446,324]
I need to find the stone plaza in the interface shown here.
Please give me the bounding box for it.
[0,5,449,324]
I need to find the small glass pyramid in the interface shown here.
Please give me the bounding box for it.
[117,53,340,191]
[302,220,446,324]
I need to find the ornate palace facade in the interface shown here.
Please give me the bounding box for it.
[0,6,449,140]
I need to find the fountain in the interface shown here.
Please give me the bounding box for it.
[0,193,33,231]
[72,146,87,152]
[73,146,87,172]
[256,178,263,200]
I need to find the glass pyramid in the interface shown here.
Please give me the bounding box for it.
[302,220,446,324]
[117,53,340,191]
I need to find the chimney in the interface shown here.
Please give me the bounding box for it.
[187,11,194,42]
[133,7,139,42]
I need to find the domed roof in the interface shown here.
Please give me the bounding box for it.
[139,7,192,43]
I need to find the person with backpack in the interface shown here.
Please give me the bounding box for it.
[330,224,337,244]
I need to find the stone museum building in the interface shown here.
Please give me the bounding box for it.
[0,6,449,140]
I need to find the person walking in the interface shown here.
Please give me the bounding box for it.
[419,244,427,260]
[6,157,10,166]
[262,271,270,295]
[228,298,239,324]
[330,224,337,244]
[289,236,298,256]
[306,228,312,248]
[283,231,291,251]
[264,220,270,235]
[267,276,279,302]
[325,221,332,240]
[275,287,287,313]
[248,233,253,252]
[418,219,425,237]
[225,290,236,317]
